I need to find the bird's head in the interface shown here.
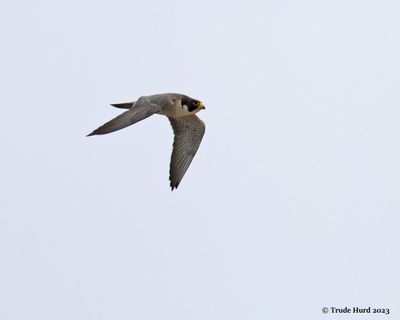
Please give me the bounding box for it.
[181,96,206,113]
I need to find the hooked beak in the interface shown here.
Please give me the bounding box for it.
[198,102,206,110]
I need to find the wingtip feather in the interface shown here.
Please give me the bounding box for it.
[170,183,178,191]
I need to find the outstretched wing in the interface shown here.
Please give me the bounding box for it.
[168,115,205,190]
[87,100,161,136]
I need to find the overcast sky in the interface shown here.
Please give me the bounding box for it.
[1,0,399,319]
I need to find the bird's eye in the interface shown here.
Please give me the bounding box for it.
[194,101,199,106]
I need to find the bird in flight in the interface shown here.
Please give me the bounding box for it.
[87,93,206,190]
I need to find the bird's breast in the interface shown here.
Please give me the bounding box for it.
[161,99,196,118]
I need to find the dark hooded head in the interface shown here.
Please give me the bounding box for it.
[181,95,205,112]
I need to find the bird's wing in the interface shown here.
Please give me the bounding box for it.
[168,115,205,190]
[87,99,161,136]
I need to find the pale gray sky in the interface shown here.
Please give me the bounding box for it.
[1,0,399,319]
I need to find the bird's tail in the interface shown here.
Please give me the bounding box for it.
[110,102,135,109]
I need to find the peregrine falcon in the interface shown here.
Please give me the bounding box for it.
[87,93,206,190]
